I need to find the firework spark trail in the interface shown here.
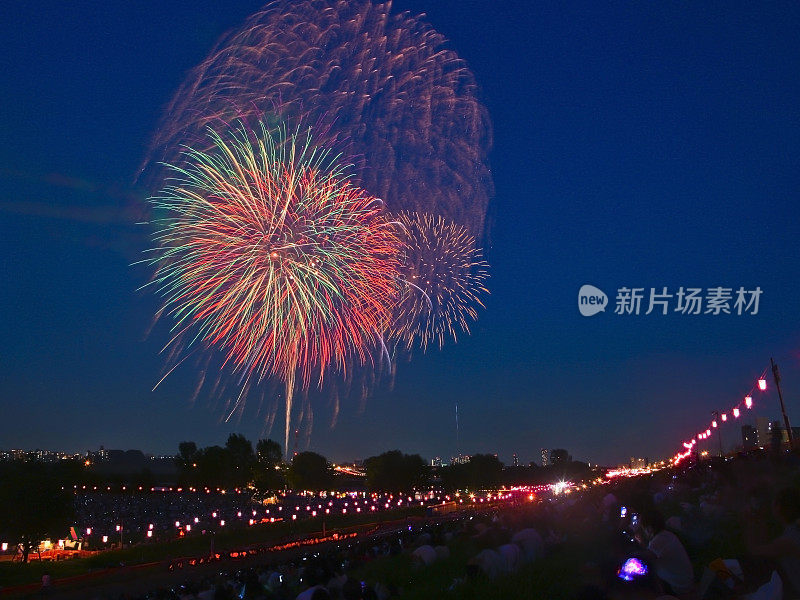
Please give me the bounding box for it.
[144,120,401,452]
[145,0,493,241]
[391,212,489,352]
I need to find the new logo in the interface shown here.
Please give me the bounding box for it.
[579,285,607,316]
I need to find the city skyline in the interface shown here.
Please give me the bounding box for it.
[3,403,792,469]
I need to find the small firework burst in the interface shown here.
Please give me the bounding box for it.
[390,212,489,352]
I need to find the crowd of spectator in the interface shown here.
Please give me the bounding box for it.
[73,490,449,547]
[78,521,458,599]
[39,449,800,599]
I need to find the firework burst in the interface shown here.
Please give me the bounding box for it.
[144,0,493,240]
[145,120,400,450]
[390,212,489,352]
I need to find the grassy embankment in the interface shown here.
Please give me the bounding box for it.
[0,506,425,589]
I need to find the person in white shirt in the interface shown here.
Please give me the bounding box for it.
[639,509,697,600]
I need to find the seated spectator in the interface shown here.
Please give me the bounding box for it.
[497,543,521,573]
[309,587,331,600]
[411,544,437,567]
[467,548,506,580]
[512,528,544,562]
[752,486,800,598]
[638,509,696,599]
[434,545,450,561]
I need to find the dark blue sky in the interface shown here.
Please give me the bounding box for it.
[1,1,799,466]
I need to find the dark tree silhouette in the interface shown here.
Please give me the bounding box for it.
[364,450,427,492]
[176,441,200,485]
[439,454,504,491]
[256,438,282,465]
[287,452,331,491]
[0,461,74,562]
[225,433,256,488]
[254,438,284,491]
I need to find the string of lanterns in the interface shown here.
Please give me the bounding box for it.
[671,367,770,465]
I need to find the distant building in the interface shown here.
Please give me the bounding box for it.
[741,425,758,450]
[630,457,646,469]
[541,449,550,467]
[1,449,82,462]
[451,454,470,465]
[771,424,800,445]
[550,449,571,466]
[769,421,788,446]
[512,453,519,467]
[756,417,770,448]
[86,446,110,462]
[430,456,443,468]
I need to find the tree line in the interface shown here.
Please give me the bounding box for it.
[174,435,594,493]
[0,440,594,562]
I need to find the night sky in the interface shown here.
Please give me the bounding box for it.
[2,1,799,467]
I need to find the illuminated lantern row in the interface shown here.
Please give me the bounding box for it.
[670,370,769,464]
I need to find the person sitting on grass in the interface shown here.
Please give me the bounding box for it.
[751,486,800,599]
[636,509,697,600]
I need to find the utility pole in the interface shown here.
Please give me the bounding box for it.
[712,411,723,457]
[771,357,794,446]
